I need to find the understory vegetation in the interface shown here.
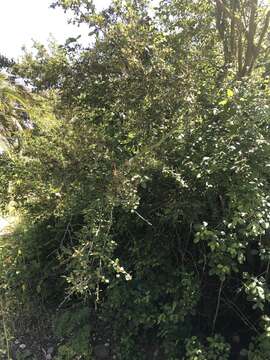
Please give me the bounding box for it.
[1,0,270,359]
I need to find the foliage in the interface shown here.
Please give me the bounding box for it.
[185,335,230,360]
[0,55,14,70]
[54,306,92,359]
[240,316,270,359]
[0,73,30,151]
[1,0,270,359]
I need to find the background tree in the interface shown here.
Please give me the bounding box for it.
[214,0,270,78]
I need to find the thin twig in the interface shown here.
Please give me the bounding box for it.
[222,296,259,335]
[212,280,223,334]
[0,295,11,360]
[133,210,152,226]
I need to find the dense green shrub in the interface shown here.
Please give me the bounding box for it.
[1,0,270,359]
[185,335,231,360]
[54,306,92,359]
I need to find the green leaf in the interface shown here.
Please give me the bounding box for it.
[226,89,234,98]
